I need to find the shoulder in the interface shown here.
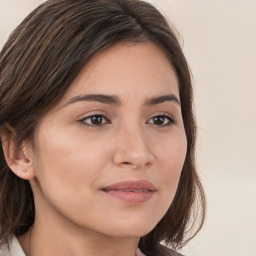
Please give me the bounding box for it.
[138,244,184,256]
[0,243,11,256]
[0,236,25,256]
[158,244,184,256]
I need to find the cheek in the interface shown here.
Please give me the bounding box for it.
[32,129,108,206]
[156,131,187,195]
[36,126,105,171]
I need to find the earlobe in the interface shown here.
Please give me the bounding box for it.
[0,123,35,180]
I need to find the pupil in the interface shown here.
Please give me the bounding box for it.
[154,116,164,125]
[92,115,102,125]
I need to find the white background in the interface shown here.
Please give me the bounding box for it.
[0,1,255,256]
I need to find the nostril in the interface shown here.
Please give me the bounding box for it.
[145,162,151,167]
[120,161,152,169]
[121,161,139,169]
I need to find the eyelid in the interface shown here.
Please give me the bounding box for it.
[147,111,175,121]
[76,110,109,119]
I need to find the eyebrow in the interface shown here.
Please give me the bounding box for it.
[145,94,180,106]
[64,93,180,107]
[64,94,121,106]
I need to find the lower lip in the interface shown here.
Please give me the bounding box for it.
[103,190,155,204]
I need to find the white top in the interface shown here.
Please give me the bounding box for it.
[0,236,25,256]
[0,236,146,256]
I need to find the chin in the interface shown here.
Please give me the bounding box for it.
[99,218,157,238]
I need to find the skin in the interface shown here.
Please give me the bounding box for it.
[5,42,187,256]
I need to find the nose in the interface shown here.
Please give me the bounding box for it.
[113,125,155,169]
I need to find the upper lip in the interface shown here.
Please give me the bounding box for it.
[102,180,156,191]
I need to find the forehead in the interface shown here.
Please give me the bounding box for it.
[61,41,179,103]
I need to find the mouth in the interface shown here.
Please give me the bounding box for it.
[102,180,156,204]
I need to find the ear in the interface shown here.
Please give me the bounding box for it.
[0,123,35,180]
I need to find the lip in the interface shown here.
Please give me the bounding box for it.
[102,180,156,204]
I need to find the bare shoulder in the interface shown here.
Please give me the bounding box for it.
[158,244,184,256]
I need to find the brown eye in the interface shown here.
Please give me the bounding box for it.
[147,115,175,126]
[152,116,165,125]
[79,114,110,127]
[91,115,104,125]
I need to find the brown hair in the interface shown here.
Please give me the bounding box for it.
[0,0,206,255]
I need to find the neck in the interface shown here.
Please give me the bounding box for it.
[17,180,141,256]
[18,206,139,256]
[19,223,139,256]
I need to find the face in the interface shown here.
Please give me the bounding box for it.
[30,42,187,238]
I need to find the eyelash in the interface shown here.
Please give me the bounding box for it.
[146,114,176,127]
[78,114,176,128]
[78,114,111,127]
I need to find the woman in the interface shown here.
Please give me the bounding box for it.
[0,0,206,255]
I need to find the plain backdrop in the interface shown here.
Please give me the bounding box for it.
[0,1,255,256]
